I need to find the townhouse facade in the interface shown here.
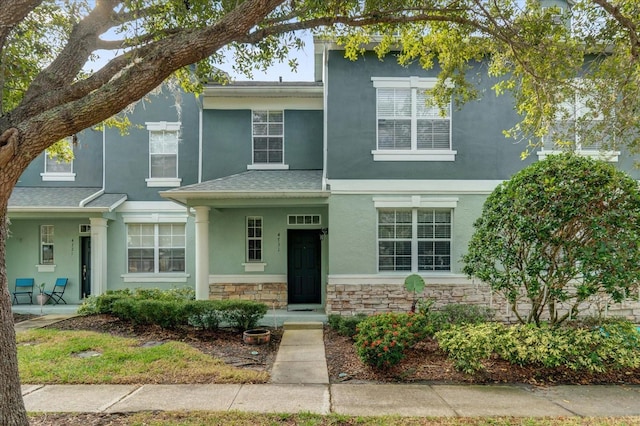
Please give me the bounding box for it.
[8,32,640,320]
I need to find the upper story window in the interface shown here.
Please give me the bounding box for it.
[145,122,182,187]
[539,82,619,162]
[41,138,75,181]
[372,77,456,162]
[249,110,289,170]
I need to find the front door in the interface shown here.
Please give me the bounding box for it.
[287,229,321,304]
[80,236,91,299]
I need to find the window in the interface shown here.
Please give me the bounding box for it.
[41,139,75,181]
[251,110,288,169]
[378,209,451,272]
[540,82,619,161]
[288,214,321,225]
[247,217,263,262]
[127,223,185,273]
[145,122,181,187]
[372,77,456,161]
[40,225,54,265]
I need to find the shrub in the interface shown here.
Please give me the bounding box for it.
[328,314,368,338]
[111,299,188,329]
[354,312,431,369]
[217,300,268,331]
[463,154,640,326]
[436,321,640,374]
[435,304,494,328]
[185,300,223,330]
[76,287,194,316]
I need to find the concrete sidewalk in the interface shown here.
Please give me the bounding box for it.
[15,314,640,418]
[21,383,640,417]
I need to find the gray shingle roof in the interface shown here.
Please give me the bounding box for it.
[9,187,127,211]
[162,170,327,200]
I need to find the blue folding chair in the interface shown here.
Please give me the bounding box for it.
[12,278,34,305]
[44,278,68,304]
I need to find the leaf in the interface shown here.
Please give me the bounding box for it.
[404,274,425,294]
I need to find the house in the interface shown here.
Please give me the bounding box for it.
[8,13,640,320]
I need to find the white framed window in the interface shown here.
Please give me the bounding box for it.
[40,225,54,265]
[288,214,321,226]
[539,81,619,161]
[127,223,185,273]
[145,122,182,187]
[249,110,288,170]
[372,77,456,161]
[41,139,75,181]
[246,217,263,262]
[378,208,452,272]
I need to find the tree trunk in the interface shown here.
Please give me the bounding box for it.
[0,182,28,424]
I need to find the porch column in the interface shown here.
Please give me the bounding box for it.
[194,206,210,300]
[89,217,108,296]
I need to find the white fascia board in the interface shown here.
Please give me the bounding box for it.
[328,180,503,195]
[8,207,116,213]
[160,190,331,204]
[203,96,322,110]
[203,85,323,97]
[116,201,190,213]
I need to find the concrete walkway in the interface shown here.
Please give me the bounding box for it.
[15,315,640,417]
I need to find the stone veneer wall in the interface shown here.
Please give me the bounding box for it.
[326,282,640,323]
[209,283,287,308]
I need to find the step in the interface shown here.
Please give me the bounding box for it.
[283,321,324,330]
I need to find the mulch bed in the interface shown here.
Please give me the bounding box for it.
[14,313,640,385]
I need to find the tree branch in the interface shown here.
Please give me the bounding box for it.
[592,0,640,59]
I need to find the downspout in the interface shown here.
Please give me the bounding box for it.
[322,42,329,191]
[79,124,106,207]
[198,99,203,183]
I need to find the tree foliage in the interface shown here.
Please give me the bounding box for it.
[463,154,640,326]
[2,0,640,424]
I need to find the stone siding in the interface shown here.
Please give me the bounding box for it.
[326,282,640,323]
[209,282,287,308]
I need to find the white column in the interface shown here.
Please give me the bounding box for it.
[194,206,210,300]
[89,217,108,296]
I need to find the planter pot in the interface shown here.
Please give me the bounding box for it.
[243,329,271,345]
[36,294,50,305]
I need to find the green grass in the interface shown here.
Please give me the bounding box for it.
[27,412,640,425]
[17,329,268,384]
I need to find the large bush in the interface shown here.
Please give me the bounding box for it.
[463,154,640,326]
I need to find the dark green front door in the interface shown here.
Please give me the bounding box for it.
[287,229,321,304]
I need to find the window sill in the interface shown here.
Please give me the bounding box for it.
[121,273,189,283]
[41,173,76,182]
[36,264,56,273]
[242,262,266,272]
[372,150,457,162]
[247,164,289,170]
[537,150,620,162]
[145,177,182,187]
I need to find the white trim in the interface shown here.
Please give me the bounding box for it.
[371,150,457,162]
[210,274,287,284]
[117,201,189,213]
[122,213,188,223]
[145,177,182,187]
[371,76,438,89]
[537,150,620,162]
[328,273,470,285]
[36,264,56,273]
[328,179,503,194]
[40,172,76,181]
[242,263,267,272]
[247,164,290,170]
[203,97,322,110]
[373,196,459,208]
[121,273,190,283]
[145,121,181,131]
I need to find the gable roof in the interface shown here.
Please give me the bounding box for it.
[160,170,328,204]
[8,187,127,213]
